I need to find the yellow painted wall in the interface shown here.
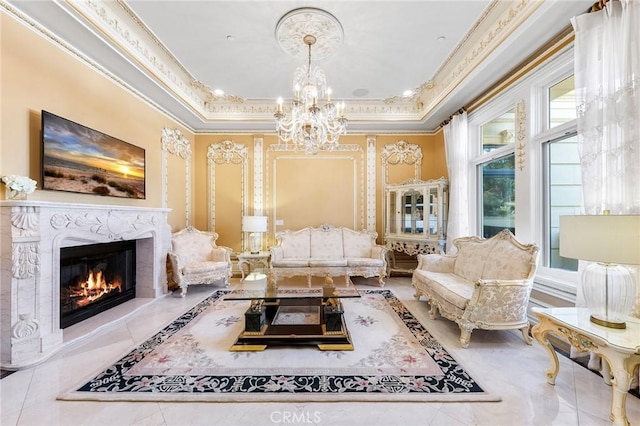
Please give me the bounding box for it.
[0,14,193,230]
[189,132,446,249]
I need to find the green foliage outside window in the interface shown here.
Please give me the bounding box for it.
[481,155,515,237]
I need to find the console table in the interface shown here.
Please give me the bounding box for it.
[531,307,640,426]
[237,251,270,280]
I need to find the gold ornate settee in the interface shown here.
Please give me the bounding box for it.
[269,224,388,287]
[167,227,232,296]
[412,229,540,348]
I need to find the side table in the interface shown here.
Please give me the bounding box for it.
[531,307,640,426]
[237,251,270,281]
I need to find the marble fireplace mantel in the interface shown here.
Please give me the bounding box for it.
[0,200,172,369]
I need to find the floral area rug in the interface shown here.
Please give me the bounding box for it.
[59,290,499,402]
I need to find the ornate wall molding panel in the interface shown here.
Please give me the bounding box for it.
[381,140,423,177]
[516,99,526,171]
[381,140,424,241]
[207,140,249,237]
[161,127,192,227]
[266,143,365,237]
[366,136,377,232]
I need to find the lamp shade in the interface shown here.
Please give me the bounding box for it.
[559,215,640,265]
[560,214,639,328]
[242,216,268,233]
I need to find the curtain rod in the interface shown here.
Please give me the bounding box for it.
[440,108,467,129]
[439,0,609,130]
[589,0,618,12]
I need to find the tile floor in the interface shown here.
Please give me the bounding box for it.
[1,277,638,426]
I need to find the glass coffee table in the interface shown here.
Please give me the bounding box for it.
[223,282,360,351]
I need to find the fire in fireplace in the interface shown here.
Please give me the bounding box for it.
[60,240,136,328]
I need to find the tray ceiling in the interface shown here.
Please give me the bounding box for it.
[5,0,592,133]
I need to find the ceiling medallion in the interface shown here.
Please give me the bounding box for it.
[275,7,344,60]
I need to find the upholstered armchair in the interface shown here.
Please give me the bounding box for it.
[168,227,232,297]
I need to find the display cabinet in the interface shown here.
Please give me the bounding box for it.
[384,177,448,274]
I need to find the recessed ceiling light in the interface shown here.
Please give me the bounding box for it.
[226,35,234,41]
[352,88,369,97]
[213,89,225,96]
[403,90,414,97]
[437,36,446,42]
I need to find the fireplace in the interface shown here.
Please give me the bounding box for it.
[1,201,171,368]
[60,240,136,328]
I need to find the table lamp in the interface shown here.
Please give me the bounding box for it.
[559,214,640,329]
[242,216,268,254]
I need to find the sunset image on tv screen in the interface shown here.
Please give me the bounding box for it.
[42,111,145,199]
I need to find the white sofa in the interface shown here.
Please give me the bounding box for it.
[167,227,232,296]
[412,229,540,348]
[269,224,388,286]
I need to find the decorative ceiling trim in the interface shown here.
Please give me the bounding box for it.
[1,0,191,130]
[415,0,545,118]
[8,0,552,130]
[59,0,542,125]
[65,0,215,112]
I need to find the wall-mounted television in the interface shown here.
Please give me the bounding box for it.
[41,111,145,199]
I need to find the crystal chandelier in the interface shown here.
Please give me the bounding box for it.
[274,34,347,154]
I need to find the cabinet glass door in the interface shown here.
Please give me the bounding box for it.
[388,191,397,234]
[442,187,448,238]
[402,189,423,234]
[428,187,438,236]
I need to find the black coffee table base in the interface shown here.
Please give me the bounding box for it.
[230,298,354,351]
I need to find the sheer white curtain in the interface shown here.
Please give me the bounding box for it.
[572,0,640,217]
[443,111,469,253]
[570,0,640,380]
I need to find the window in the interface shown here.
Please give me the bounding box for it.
[549,75,576,128]
[481,108,516,153]
[468,48,579,300]
[544,133,582,271]
[480,154,515,238]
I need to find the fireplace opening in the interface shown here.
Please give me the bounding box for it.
[60,240,136,329]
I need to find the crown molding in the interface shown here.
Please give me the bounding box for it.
[5,0,581,133]
[60,0,541,125]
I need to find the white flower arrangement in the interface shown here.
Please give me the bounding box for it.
[2,175,38,194]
